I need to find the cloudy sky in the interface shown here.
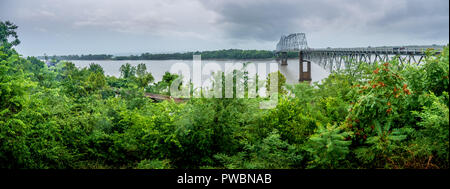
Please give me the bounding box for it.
[0,0,448,56]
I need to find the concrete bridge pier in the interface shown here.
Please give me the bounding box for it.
[299,51,312,82]
[281,52,288,65]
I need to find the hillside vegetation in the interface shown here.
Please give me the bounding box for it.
[1,21,448,169]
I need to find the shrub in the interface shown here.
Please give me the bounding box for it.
[305,124,351,169]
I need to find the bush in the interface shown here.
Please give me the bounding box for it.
[136,159,172,169]
[305,124,351,169]
[214,130,303,169]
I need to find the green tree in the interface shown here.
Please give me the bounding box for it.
[135,63,154,88]
[87,72,106,92]
[88,63,104,75]
[266,71,286,95]
[305,124,351,168]
[119,63,136,79]
[0,21,20,50]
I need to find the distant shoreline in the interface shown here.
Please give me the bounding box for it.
[37,49,300,62]
[63,58,285,61]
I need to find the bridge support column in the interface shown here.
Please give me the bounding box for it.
[281,52,288,65]
[299,51,312,82]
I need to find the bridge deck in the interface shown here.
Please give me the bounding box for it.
[302,46,444,55]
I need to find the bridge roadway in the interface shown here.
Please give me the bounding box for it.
[303,46,443,55]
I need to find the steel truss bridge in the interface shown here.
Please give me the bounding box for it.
[275,33,445,82]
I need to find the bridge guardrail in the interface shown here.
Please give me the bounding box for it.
[302,46,444,55]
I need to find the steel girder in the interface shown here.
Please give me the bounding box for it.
[301,46,444,72]
[276,33,308,52]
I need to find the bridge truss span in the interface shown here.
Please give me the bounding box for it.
[276,33,308,52]
[303,45,445,72]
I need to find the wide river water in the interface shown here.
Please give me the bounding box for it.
[71,59,330,84]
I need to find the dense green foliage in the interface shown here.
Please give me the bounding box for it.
[41,49,300,61]
[0,21,20,51]
[1,21,448,169]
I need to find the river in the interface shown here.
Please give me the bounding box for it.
[70,59,330,84]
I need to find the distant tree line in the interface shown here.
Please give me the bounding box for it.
[43,54,114,61]
[40,49,300,61]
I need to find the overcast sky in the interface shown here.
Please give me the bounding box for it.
[0,0,448,56]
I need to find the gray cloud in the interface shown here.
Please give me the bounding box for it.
[201,0,354,41]
[200,0,449,43]
[0,0,448,55]
[366,0,449,39]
